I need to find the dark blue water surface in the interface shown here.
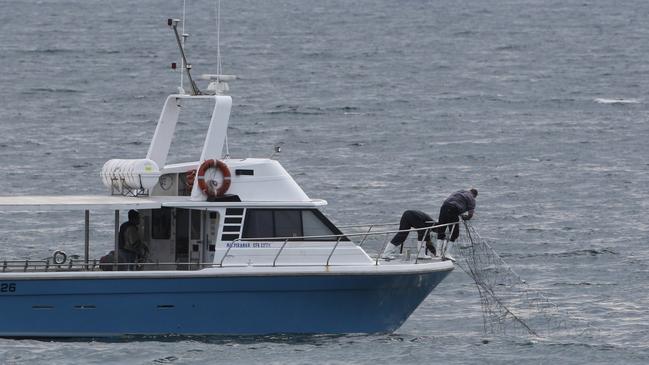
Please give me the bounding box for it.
[1,0,649,363]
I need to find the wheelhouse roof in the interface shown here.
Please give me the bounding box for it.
[0,195,327,212]
[150,196,328,209]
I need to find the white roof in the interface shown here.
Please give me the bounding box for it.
[153,197,328,209]
[0,195,327,212]
[0,195,161,212]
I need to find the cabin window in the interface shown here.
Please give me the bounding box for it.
[241,209,344,241]
[302,210,335,238]
[274,210,302,238]
[151,208,172,239]
[242,210,274,239]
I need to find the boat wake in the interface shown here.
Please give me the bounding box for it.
[449,222,597,340]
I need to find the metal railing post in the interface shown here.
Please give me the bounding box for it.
[273,239,289,267]
[84,210,90,271]
[219,238,240,267]
[414,227,431,264]
[326,236,342,266]
[113,210,119,271]
[442,223,458,258]
[376,233,390,266]
[357,225,374,247]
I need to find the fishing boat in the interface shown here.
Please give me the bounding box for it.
[0,17,454,338]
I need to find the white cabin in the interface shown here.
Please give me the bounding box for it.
[99,94,373,270]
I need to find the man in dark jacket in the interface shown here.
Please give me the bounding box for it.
[437,188,478,243]
[118,210,147,267]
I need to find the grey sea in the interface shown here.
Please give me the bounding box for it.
[1,0,649,363]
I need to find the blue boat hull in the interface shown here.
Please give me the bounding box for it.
[0,268,451,337]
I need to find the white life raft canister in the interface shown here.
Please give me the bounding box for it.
[100,159,161,190]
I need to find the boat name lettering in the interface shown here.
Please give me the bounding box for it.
[226,242,251,248]
[224,242,272,248]
[0,283,16,293]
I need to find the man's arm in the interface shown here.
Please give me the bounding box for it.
[463,192,476,220]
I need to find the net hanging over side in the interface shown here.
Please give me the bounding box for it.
[447,221,597,339]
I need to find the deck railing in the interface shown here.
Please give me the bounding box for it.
[218,221,459,267]
[0,222,460,273]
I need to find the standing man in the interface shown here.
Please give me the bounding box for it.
[118,210,147,268]
[437,188,478,244]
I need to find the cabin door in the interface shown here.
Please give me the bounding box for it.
[148,207,175,270]
[174,208,207,268]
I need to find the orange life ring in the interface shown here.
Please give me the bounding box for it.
[197,159,231,197]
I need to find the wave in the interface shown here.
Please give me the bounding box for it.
[266,105,359,115]
[72,162,92,169]
[594,98,640,105]
[494,44,526,52]
[20,48,77,54]
[516,248,616,259]
[24,88,82,94]
[552,281,616,287]
[267,105,325,115]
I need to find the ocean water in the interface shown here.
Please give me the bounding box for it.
[1,0,648,363]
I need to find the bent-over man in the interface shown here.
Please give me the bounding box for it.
[382,210,437,259]
[437,188,478,243]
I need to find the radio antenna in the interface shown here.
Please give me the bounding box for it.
[180,0,187,90]
[168,18,201,95]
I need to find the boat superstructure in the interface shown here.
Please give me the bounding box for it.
[0,17,455,338]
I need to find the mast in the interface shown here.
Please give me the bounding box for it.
[168,18,201,95]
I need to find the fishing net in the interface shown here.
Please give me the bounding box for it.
[447,221,597,339]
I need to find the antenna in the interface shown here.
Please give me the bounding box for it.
[180,0,187,90]
[167,18,201,95]
[216,0,222,76]
[199,0,237,96]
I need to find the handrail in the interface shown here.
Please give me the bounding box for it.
[0,222,463,273]
[218,222,458,267]
[226,222,456,243]
[0,259,227,272]
[218,221,462,268]
[0,259,101,272]
[337,222,398,229]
